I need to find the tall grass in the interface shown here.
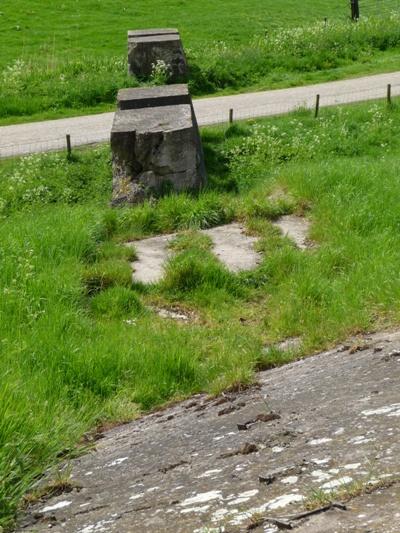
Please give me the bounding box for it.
[189,14,400,92]
[2,15,400,120]
[3,99,400,527]
[0,57,134,119]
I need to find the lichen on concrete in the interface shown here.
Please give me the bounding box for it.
[17,331,400,532]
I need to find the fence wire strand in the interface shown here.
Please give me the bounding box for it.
[1,82,400,158]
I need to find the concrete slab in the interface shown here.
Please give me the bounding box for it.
[203,223,261,273]
[127,233,176,284]
[273,215,311,249]
[17,330,400,532]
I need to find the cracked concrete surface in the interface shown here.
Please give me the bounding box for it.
[128,233,176,284]
[127,223,261,284]
[17,330,400,532]
[272,215,311,250]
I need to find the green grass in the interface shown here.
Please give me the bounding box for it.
[0,0,348,67]
[3,98,400,528]
[1,3,400,121]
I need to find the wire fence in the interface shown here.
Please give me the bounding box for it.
[360,0,400,17]
[1,81,400,159]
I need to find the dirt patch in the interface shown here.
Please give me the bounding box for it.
[151,305,197,322]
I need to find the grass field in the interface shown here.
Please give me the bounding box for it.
[0,0,347,66]
[1,1,400,122]
[2,98,400,528]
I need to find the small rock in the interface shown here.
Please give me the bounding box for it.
[218,405,237,416]
[237,412,280,430]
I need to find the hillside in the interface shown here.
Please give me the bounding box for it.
[1,1,400,122]
[2,99,400,528]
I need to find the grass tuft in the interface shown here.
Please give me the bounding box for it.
[90,287,143,319]
[82,259,132,295]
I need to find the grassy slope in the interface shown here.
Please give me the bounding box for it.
[1,0,345,66]
[2,2,400,122]
[2,99,400,527]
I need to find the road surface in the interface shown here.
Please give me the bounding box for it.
[1,71,400,158]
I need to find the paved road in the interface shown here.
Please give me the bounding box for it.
[1,71,400,158]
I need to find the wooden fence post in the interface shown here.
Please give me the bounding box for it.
[387,84,392,106]
[66,134,72,158]
[229,108,234,124]
[315,94,320,118]
[350,0,360,20]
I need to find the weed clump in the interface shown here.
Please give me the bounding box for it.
[82,259,132,295]
[90,286,143,319]
[162,248,242,297]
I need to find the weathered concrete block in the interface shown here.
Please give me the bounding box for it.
[127,29,188,82]
[116,85,206,187]
[111,105,206,205]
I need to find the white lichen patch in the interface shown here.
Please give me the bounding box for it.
[180,490,223,507]
[281,475,298,485]
[308,437,332,446]
[211,508,230,522]
[344,463,361,470]
[311,457,331,465]
[194,527,225,533]
[227,489,259,506]
[180,505,210,514]
[348,435,374,445]
[267,493,305,510]
[333,427,345,435]
[105,456,128,468]
[362,403,400,417]
[146,486,160,493]
[41,500,72,513]
[311,470,332,482]
[129,493,144,501]
[321,476,353,491]
[229,493,304,526]
[78,519,115,533]
[197,469,223,479]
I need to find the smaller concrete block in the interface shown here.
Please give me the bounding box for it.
[117,84,190,110]
[128,31,188,82]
